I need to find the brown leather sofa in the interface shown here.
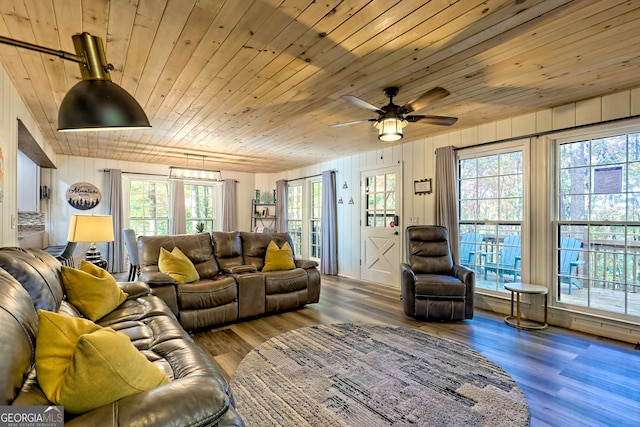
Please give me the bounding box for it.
[0,247,244,426]
[138,231,321,331]
[400,225,475,320]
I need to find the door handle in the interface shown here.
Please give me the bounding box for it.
[394,231,399,235]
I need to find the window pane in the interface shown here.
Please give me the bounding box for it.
[129,180,169,236]
[591,135,626,165]
[458,149,523,293]
[557,130,640,316]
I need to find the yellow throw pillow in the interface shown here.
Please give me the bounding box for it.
[35,310,170,414]
[262,241,296,272]
[158,247,200,284]
[61,261,127,321]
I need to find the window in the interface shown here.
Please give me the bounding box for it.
[458,146,525,292]
[285,179,322,260]
[128,179,169,236]
[184,184,217,233]
[310,181,322,259]
[364,173,396,227]
[556,129,640,316]
[287,184,303,253]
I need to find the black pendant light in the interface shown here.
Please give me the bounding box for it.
[0,32,150,132]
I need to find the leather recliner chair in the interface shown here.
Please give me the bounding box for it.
[400,225,475,320]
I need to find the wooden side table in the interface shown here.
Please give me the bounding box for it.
[504,283,548,330]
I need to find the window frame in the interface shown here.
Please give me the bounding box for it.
[123,175,170,237]
[456,139,530,295]
[553,122,640,319]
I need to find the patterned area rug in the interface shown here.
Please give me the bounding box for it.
[230,323,529,427]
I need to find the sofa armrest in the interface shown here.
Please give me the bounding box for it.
[295,259,319,269]
[64,376,244,427]
[117,281,150,299]
[222,265,257,274]
[138,271,175,285]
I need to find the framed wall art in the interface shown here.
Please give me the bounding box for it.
[414,179,432,195]
[66,182,101,210]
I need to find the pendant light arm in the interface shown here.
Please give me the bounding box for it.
[0,34,84,63]
[0,33,113,80]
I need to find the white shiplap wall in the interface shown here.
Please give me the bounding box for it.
[48,155,256,266]
[257,88,640,343]
[0,63,55,247]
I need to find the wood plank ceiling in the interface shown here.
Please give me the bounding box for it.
[1,0,639,173]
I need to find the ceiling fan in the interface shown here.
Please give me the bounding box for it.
[330,86,458,141]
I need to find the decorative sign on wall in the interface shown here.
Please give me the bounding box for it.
[66,182,101,210]
[414,178,432,195]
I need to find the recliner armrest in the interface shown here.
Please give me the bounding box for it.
[295,259,319,269]
[117,281,150,299]
[139,271,176,286]
[222,265,257,274]
[452,264,474,285]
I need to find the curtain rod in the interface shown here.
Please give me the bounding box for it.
[101,169,166,177]
[451,113,640,152]
[285,169,337,182]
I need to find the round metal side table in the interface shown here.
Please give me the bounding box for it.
[504,283,548,330]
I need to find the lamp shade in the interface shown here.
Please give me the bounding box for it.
[67,215,115,243]
[58,80,151,131]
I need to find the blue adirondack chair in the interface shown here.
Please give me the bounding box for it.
[482,234,522,281]
[459,232,484,267]
[559,236,584,294]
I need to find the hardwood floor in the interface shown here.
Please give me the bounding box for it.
[191,275,640,427]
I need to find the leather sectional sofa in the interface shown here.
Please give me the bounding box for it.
[138,231,321,331]
[0,247,244,426]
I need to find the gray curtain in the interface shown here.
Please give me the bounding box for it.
[275,179,287,232]
[106,169,125,273]
[171,180,186,234]
[321,170,338,275]
[222,179,236,231]
[435,146,460,262]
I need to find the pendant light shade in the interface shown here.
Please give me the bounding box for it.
[0,32,150,132]
[58,80,151,131]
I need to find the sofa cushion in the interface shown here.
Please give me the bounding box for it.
[212,231,244,270]
[139,233,221,279]
[159,247,200,284]
[177,276,237,311]
[262,241,296,272]
[0,269,38,405]
[241,232,295,270]
[0,248,64,312]
[61,261,128,321]
[264,268,308,294]
[414,274,467,297]
[35,310,170,414]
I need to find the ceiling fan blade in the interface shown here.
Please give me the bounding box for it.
[329,118,377,127]
[402,87,450,113]
[340,95,384,114]
[405,115,458,126]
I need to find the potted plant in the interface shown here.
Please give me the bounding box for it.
[195,222,205,233]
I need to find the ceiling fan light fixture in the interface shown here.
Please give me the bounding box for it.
[376,117,407,142]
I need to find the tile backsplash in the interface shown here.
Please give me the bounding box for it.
[17,212,45,233]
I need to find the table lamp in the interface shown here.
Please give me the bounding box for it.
[67,214,114,264]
